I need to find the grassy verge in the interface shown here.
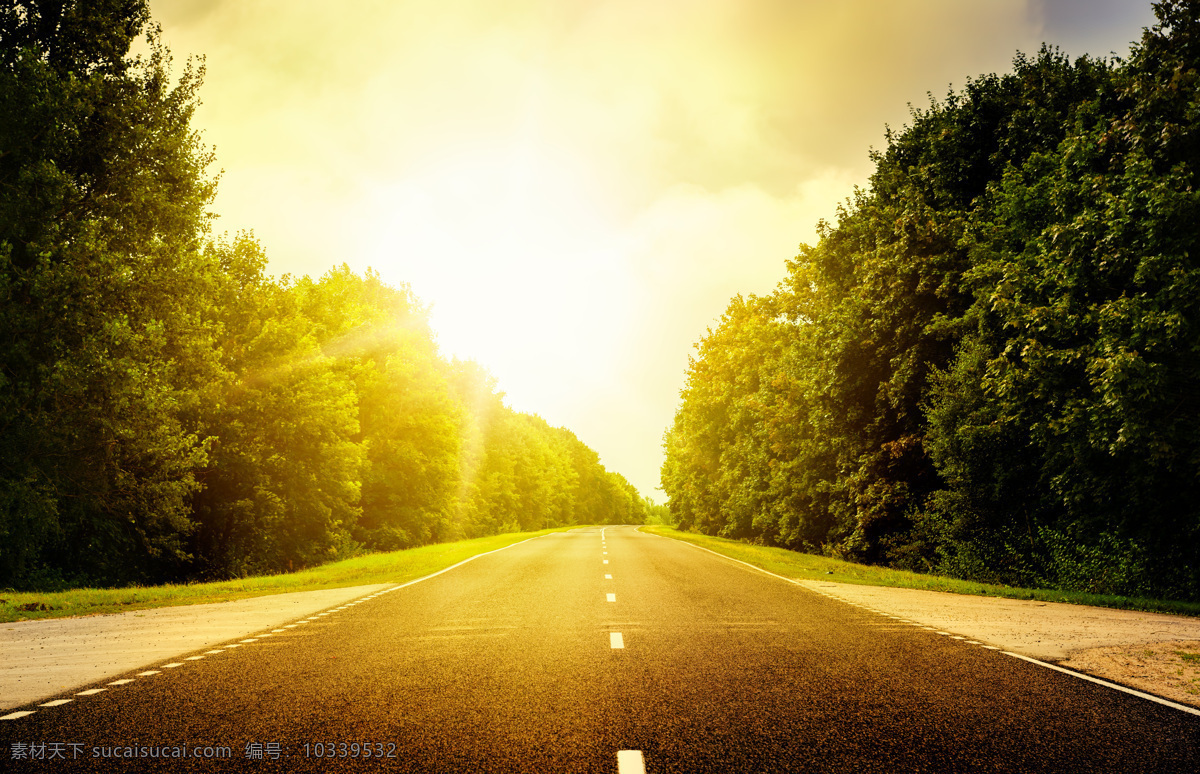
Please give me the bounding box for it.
[0,527,581,623]
[642,525,1200,617]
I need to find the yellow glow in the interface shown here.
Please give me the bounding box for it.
[151,0,1154,496]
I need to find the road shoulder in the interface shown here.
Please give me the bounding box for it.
[0,584,391,711]
[800,579,1200,708]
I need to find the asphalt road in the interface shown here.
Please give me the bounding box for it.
[2,526,1197,773]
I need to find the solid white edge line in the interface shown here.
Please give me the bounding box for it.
[639,527,1200,718]
[638,528,803,587]
[386,532,557,594]
[1002,651,1200,717]
[617,749,646,774]
[5,532,567,719]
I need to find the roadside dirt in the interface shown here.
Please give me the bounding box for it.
[0,584,392,711]
[1060,640,1200,707]
[798,579,1200,709]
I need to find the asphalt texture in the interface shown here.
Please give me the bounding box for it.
[2,525,1197,773]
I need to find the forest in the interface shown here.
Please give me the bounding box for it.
[0,1,650,591]
[662,1,1200,602]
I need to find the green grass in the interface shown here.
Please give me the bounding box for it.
[642,525,1200,618]
[0,527,580,624]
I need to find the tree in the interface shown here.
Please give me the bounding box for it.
[189,237,364,577]
[0,1,219,587]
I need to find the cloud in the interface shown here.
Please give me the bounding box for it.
[150,0,1155,497]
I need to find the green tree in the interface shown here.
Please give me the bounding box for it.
[0,1,219,587]
[189,237,364,577]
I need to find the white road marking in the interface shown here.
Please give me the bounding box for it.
[137,671,160,676]
[107,679,135,686]
[185,656,205,660]
[39,699,72,707]
[257,633,273,637]
[649,528,1200,719]
[76,688,105,696]
[610,632,625,649]
[605,574,613,579]
[1002,651,1200,717]
[603,551,608,555]
[383,531,560,598]
[161,663,184,668]
[223,644,241,649]
[603,560,609,565]
[271,628,286,632]
[607,593,617,602]
[204,650,224,654]
[239,638,258,643]
[617,749,646,774]
[1,711,35,720]
[285,624,299,628]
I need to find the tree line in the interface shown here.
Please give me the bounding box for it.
[662,1,1200,601]
[0,1,649,591]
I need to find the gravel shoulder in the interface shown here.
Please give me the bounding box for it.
[0,584,391,711]
[5,573,1199,715]
[800,579,1200,708]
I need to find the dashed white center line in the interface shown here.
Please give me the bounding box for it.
[136,671,160,677]
[185,656,205,660]
[161,663,184,668]
[223,644,242,649]
[204,650,224,655]
[603,560,609,565]
[39,699,72,707]
[605,574,613,579]
[618,749,646,774]
[107,679,135,686]
[239,638,258,643]
[76,688,105,696]
[606,593,617,602]
[1,711,36,720]
[610,632,625,649]
[284,624,299,628]
[272,628,286,632]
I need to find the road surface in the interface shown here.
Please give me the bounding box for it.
[2,526,1197,772]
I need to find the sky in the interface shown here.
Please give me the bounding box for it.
[149,0,1158,499]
